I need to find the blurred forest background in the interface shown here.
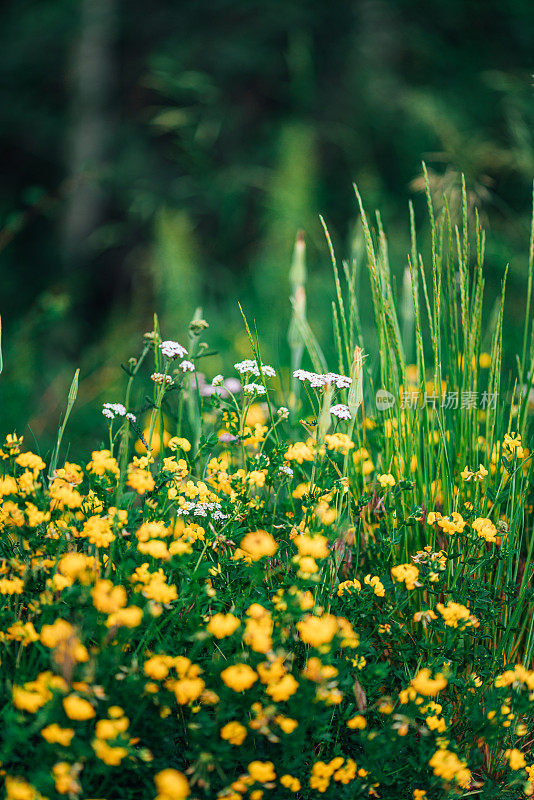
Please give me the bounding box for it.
[1,0,534,453]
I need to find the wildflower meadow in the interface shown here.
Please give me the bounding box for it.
[1,180,534,800]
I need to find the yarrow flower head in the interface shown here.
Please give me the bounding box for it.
[178,360,195,372]
[235,360,276,378]
[212,374,224,386]
[277,406,289,419]
[102,403,135,421]
[279,463,293,477]
[234,359,256,374]
[159,340,188,359]
[330,404,351,420]
[174,501,228,520]
[151,373,174,385]
[258,363,276,377]
[243,383,267,396]
[293,369,325,388]
[293,370,351,389]
[102,402,127,420]
[326,372,352,389]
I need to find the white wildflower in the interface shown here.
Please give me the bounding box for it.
[243,383,267,396]
[330,403,351,420]
[235,360,276,378]
[175,501,227,520]
[234,359,256,374]
[258,363,276,377]
[102,402,127,420]
[159,340,188,359]
[293,369,327,388]
[179,360,195,372]
[324,372,352,389]
[293,370,351,389]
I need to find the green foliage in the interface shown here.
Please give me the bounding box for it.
[1,1,534,448]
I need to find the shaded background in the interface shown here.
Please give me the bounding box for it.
[1,0,534,453]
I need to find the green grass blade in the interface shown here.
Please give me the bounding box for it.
[48,367,80,481]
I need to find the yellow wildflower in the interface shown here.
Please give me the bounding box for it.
[221,664,258,692]
[207,613,240,639]
[220,721,247,745]
[154,768,190,800]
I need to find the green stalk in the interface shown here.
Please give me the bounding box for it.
[48,368,80,481]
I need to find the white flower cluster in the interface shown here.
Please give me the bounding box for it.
[212,374,224,386]
[234,359,276,377]
[293,370,351,389]
[330,403,352,420]
[159,340,188,359]
[279,463,294,477]
[243,383,267,396]
[277,406,289,419]
[102,403,136,422]
[151,373,174,385]
[175,501,228,519]
[178,360,195,373]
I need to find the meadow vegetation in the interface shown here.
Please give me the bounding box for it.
[1,179,534,799]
